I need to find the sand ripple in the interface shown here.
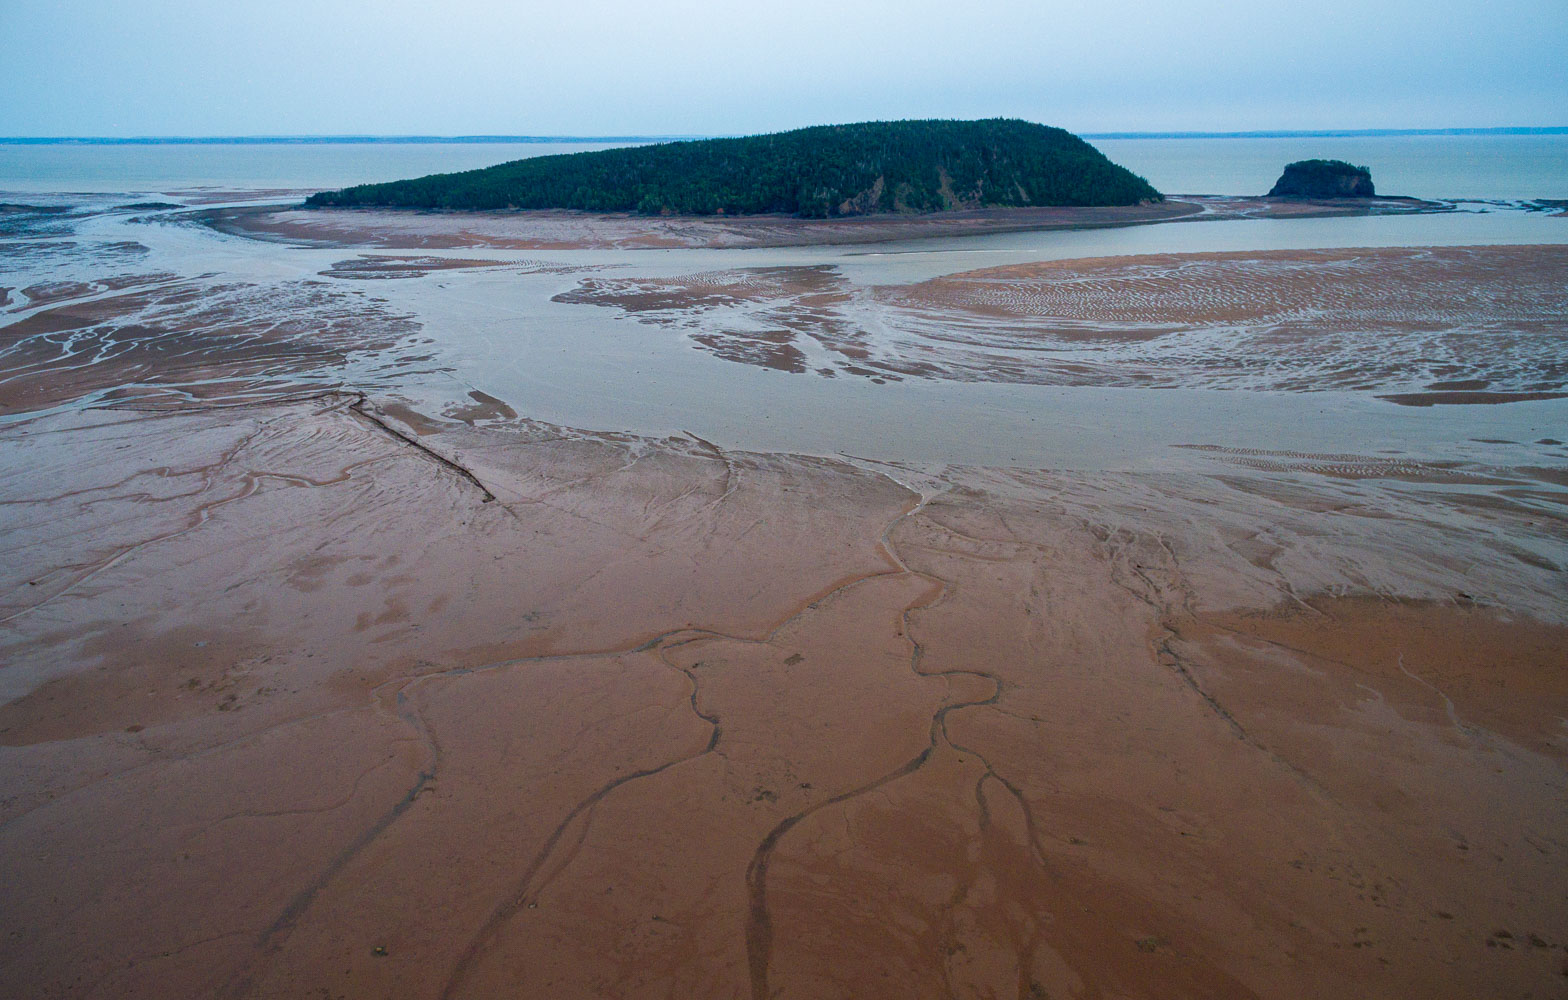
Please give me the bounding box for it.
[557,245,1568,396]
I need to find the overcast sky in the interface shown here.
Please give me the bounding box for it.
[2,0,1563,137]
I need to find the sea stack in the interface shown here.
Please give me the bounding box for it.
[1267,159,1376,197]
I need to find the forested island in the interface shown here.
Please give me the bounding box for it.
[1267,159,1376,197]
[305,119,1163,217]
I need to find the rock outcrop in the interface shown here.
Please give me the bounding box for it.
[1267,159,1376,198]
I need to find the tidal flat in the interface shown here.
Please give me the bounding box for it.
[1,192,1566,999]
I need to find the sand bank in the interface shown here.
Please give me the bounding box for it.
[557,244,1568,395]
[203,201,1210,250]
[203,193,1467,252]
[204,194,1447,251]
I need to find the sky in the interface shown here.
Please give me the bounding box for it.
[2,0,1563,137]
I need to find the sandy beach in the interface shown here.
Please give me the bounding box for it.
[2,198,1565,999]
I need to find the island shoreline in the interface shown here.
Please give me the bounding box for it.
[199,195,1448,251]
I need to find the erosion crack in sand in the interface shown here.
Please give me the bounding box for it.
[346,393,499,504]
[745,486,1066,1000]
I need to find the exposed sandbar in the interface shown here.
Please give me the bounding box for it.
[209,201,1213,250]
[556,244,1568,395]
[204,194,1445,252]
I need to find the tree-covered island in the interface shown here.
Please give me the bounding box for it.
[1267,159,1376,198]
[305,119,1163,217]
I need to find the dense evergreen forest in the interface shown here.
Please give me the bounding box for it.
[1267,159,1376,197]
[306,119,1163,216]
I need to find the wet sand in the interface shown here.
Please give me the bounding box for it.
[203,196,1439,252]
[2,203,1566,999]
[205,202,1207,250]
[557,245,1568,395]
[0,275,429,413]
[2,396,1564,999]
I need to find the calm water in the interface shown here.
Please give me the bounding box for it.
[2,134,1566,200]
[0,142,633,194]
[1095,134,1568,200]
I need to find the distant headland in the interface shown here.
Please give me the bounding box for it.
[303,119,1163,217]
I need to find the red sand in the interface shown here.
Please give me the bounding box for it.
[2,220,1565,998]
[1,396,1564,998]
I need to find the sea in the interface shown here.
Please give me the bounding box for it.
[1,132,1565,201]
[1096,132,1568,201]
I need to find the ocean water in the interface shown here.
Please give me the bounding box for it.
[1,133,1565,201]
[0,142,632,194]
[1094,134,1568,201]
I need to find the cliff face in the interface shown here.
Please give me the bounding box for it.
[1267,159,1376,198]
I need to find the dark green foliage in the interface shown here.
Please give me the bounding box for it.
[1267,159,1376,198]
[305,119,1163,216]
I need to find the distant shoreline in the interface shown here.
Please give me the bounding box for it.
[1088,126,1568,139]
[0,135,687,146]
[3,126,1566,145]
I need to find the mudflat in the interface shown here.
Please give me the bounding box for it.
[205,195,1442,252]
[1,200,1565,999]
[554,244,1568,392]
[205,201,1204,250]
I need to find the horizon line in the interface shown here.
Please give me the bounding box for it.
[1,126,1566,145]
